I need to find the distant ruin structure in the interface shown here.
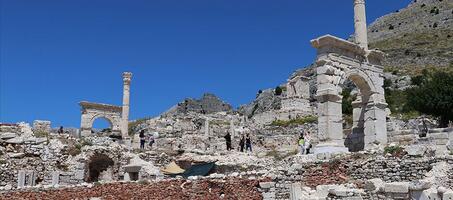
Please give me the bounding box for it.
[312,0,387,153]
[79,72,132,138]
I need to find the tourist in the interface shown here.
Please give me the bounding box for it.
[245,134,252,152]
[239,135,245,152]
[148,133,155,148]
[224,132,232,151]
[298,135,305,155]
[304,132,312,154]
[139,130,146,150]
[58,126,64,134]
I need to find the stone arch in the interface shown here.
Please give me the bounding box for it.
[79,101,122,137]
[340,68,377,96]
[90,115,114,132]
[312,35,388,154]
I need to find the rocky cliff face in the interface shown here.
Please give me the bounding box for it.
[368,0,453,74]
[162,93,233,117]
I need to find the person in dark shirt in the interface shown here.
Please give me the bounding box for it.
[239,135,245,152]
[139,130,146,150]
[224,132,232,151]
[245,134,252,152]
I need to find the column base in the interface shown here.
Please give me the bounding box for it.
[313,142,349,154]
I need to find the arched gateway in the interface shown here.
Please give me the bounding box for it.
[79,101,122,137]
[311,0,388,154]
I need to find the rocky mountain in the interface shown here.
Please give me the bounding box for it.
[161,93,233,117]
[368,0,453,74]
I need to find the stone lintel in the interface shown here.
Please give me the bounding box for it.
[311,35,366,56]
[366,101,388,109]
[311,35,384,65]
[79,101,122,113]
[316,89,342,102]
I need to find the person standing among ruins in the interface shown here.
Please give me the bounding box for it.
[245,134,252,152]
[224,132,232,151]
[239,135,245,152]
[148,133,155,149]
[58,126,64,134]
[139,130,146,150]
[304,132,312,154]
[298,135,305,155]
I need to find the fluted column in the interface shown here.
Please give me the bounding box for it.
[121,72,132,139]
[354,0,368,50]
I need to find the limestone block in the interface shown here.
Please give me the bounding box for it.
[290,183,303,200]
[409,180,432,191]
[364,178,384,192]
[419,188,441,200]
[384,182,409,193]
[443,190,453,200]
[51,172,60,186]
[0,132,17,140]
[405,145,427,156]
[260,182,276,189]
[17,170,25,188]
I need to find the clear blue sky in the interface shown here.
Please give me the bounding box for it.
[0,0,411,128]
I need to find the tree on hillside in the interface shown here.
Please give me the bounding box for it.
[406,70,453,127]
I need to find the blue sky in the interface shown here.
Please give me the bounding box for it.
[0,0,411,128]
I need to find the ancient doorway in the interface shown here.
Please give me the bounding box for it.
[86,153,115,183]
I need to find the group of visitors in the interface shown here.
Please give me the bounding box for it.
[298,131,312,155]
[224,132,253,152]
[139,130,155,150]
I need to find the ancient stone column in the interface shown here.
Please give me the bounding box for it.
[204,118,210,137]
[17,170,25,188]
[121,72,132,139]
[353,0,368,50]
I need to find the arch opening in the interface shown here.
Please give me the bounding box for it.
[341,71,374,152]
[91,116,114,135]
[86,153,115,183]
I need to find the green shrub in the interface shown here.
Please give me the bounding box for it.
[0,160,6,164]
[406,70,453,127]
[34,131,49,138]
[275,86,283,96]
[384,145,405,157]
[270,115,317,127]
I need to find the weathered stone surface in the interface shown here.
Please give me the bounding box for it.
[384,182,409,193]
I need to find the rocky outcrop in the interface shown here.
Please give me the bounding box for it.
[162,93,233,117]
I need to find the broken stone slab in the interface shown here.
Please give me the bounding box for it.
[419,187,441,200]
[0,132,17,140]
[364,178,384,192]
[443,190,453,199]
[5,137,24,144]
[384,182,409,193]
[259,182,276,189]
[8,153,25,158]
[409,180,432,191]
[405,145,427,156]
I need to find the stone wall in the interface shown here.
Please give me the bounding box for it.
[33,120,51,134]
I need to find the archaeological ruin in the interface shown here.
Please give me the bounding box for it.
[0,0,452,199]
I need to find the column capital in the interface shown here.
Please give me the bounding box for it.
[123,72,132,83]
[354,0,365,5]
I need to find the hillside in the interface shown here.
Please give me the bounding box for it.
[368,0,453,75]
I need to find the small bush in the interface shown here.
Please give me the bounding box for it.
[275,86,283,96]
[34,131,49,138]
[270,115,317,127]
[384,145,405,157]
[389,24,395,30]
